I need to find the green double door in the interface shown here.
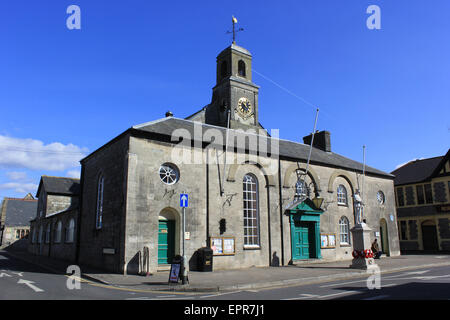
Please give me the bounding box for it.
[292,221,316,260]
[158,220,175,265]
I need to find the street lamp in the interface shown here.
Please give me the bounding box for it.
[312,195,324,210]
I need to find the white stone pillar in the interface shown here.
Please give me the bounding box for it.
[349,223,377,270]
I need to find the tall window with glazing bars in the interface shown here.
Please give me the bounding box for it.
[243,174,260,247]
[96,174,104,229]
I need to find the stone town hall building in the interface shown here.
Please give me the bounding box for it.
[29,41,400,274]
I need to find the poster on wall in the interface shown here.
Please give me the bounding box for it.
[321,235,328,248]
[210,237,235,256]
[328,234,336,247]
[211,237,223,255]
[321,234,336,248]
[223,237,235,255]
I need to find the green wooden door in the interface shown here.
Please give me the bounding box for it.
[292,221,311,260]
[158,220,175,264]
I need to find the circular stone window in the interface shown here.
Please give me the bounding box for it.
[159,163,179,185]
[376,191,385,205]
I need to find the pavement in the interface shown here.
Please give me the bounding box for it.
[3,248,450,293]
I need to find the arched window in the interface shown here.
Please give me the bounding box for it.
[243,174,259,247]
[96,174,104,229]
[45,224,51,243]
[339,216,350,245]
[337,184,348,205]
[238,60,246,77]
[220,61,228,79]
[295,180,310,199]
[66,219,75,243]
[54,221,62,243]
[38,225,43,244]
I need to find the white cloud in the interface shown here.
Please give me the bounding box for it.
[66,169,81,179]
[0,182,38,194]
[6,171,28,181]
[0,135,88,171]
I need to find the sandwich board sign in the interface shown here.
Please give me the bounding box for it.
[169,259,181,283]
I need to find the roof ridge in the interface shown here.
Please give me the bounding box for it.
[134,117,393,178]
[3,197,38,202]
[42,175,80,181]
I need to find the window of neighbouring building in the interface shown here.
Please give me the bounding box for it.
[399,221,407,240]
[66,219,75,243]
[38,225,43,244]
[45,224,50,243]
[243,173,260,248]
[55,221,62,243]
[448,181,450,199]
[416,185,425,205]
[396,187,405,207]
[424,184,433,204]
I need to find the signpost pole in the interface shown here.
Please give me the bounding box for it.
[180,193,188,284]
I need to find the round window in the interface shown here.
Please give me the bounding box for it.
[159,164,179,185]
[376,191,385,204]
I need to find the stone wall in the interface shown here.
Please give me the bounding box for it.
[120,136,399,273]
[28,209,78,262]
[78,134,129,273]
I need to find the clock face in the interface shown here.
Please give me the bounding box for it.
[237,97,252,118]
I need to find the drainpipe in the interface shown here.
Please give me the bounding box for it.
[75,165,85,264]
[278,157,285,266]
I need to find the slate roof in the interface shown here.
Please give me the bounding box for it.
[391,149,450,186]
[36,176,81,197]
[132,117,393,178]
[1,198,37,227]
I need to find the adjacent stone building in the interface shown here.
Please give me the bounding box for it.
[0,194,36,248]
[391,149,450,252]
[76,42,400,274]
[28,176,80,262]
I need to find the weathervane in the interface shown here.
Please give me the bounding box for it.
[227,16,244,44]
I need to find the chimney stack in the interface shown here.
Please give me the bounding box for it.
[165,111,173,117]
[303,130,331,152]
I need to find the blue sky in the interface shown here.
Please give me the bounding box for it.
[0,0,449,199]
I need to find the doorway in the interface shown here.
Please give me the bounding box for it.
[422,220,439,251]
[380,218,390,256]
[158,220,175,264]
[291,221,316,260]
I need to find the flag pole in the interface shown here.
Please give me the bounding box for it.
[301,108,319,196]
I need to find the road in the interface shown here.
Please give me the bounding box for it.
[195,265,450,300]
[1,250,450,301]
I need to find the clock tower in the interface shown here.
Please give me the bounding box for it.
[204,43,261,132]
